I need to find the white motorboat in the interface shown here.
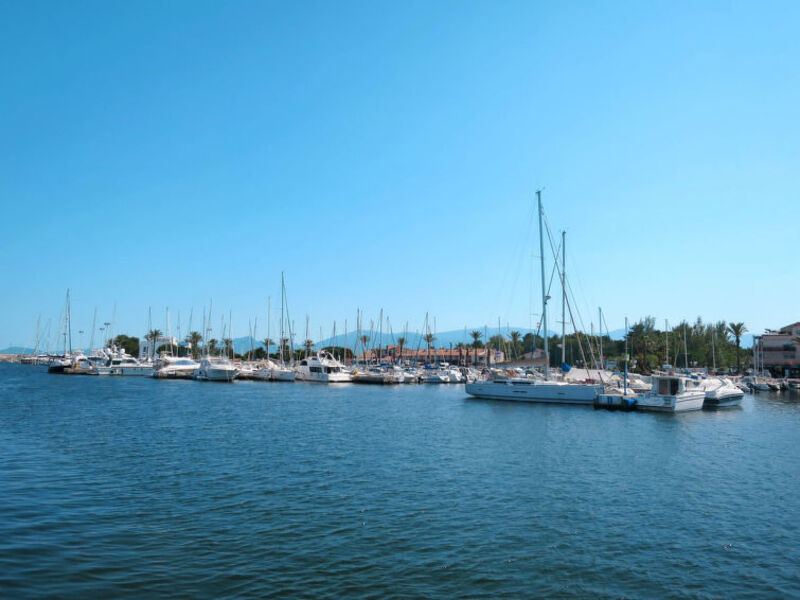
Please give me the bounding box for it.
[295,351,352,383]
[636,375,705,413]
[421,367,449,383]
[48,353,97,375]
[253,359,296,382]
[742,376,772,392]
[153,356,200,379]
[96,353,153,376]
[696,377,744,408]
[353,366,404,384]
[193,357,239,382]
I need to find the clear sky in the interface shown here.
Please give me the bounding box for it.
[2,0,799,349]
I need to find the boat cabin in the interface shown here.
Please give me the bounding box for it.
[654,375,683,396]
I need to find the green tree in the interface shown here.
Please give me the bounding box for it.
[145,329,163,358]
[727,322,747,373]
[185,331,203,358]
[222,338,233,358]
[262,338,274,358]
[397,337,406,363]
[207,338,218,355]
[509,331,521,360]
[424,333,436,364]
[112,334,139,358]
[359,335,369,362]
[470,330,482,365]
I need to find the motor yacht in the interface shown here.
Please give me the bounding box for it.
[295,351,352,383]
[636,375,705,413]
[96,353,153,376]
[193,357,239,382]
[153,356,200,379]
[695,376,744,408]
[253,359,296,382]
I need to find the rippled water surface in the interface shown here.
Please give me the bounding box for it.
[1,363,799,598]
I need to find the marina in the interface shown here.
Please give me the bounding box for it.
[1,361,799,598]
[3,2,800,597]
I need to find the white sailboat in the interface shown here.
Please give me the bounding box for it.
[465,191,603,405]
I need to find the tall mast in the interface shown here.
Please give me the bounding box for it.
[166,307,171,356]
[561,230,566,366]
[89,308,97,352]
[683,324,689,370]
[33,315,41,355]
[624,317,629,395]
[598,307,603,369]
[280,276,285,364]
[267,297,271,361]
[665,319,669,365]
[66,289,72,355]
[537,190,549,379]
[378,308,384,363]
[305,315,310,358]
[148,307,153,358]
[712,326,717,372]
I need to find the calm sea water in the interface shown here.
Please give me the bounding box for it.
[0,363,799,599]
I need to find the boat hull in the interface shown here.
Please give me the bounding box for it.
[195,368,238,382]
[96,366,153,376]
[637,392,705,413]
[465,381,603,404]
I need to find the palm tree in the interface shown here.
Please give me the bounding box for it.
[263,338,274,358]
[727,322,747,373]
[397,337,406,363]
[145,329,163,357]
[359,335,370,363]
[304,338,314,358]
[185,331,203,358]
[279,337,291,362]
[424,333,436,364]
[509,331,521,361]
[222,338,233,358]
[470,330,482,365]
[207,338,218,355]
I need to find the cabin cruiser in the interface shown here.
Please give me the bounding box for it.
[193,357,239,382]
[253,359,296,382]
[47,353,97,375]
[295,351,352,383]
[421,366,449,383]
[636,375,705,413]
[742,376,772,392]
[96,354,153,376]
[152,356,200,379]
[465,370,603,404]
[694,376,744,408]
[353,365,405,384]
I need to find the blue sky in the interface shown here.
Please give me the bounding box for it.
[2,0,799,349]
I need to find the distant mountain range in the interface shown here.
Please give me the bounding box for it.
[0,346,34,355]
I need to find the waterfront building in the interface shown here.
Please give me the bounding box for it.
[358,345,505,366]
[757,322,800,377]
